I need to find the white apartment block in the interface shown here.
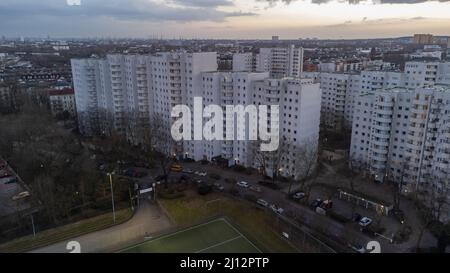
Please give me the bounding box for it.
[254,78,321,179]
[192,73,321,179]
[257,45,304,78]
[350,85,450,221]
[319,73,361,131]
[72,52,321,178]
[232,53,255,72]
[317,60,450,132]
[71,58,103,136]
[318,62,336,73]
[232,45,304,78]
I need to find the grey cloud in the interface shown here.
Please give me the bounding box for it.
[0,0,255,22]
[170,0,234,7]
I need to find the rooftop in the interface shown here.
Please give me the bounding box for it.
[48,88,74,96]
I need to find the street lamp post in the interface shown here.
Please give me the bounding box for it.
[108,173,116,223]
[30,213,36,237]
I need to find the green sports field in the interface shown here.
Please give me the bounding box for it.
[120,218,261,253]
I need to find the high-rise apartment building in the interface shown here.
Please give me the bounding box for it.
[71,58,103,136]
[232,53,256,73]
[317,60,450,132]
[350,85,450,221]
[232,45,304,78]
[72,52,320,178]
[319,73,361,131]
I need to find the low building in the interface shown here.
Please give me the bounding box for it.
[48,88,76,117]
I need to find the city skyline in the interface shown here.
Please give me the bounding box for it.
[1,0,450,39]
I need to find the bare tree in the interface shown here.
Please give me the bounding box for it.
[141,114,174,187]
[347,154,367,216]
[293,138,319,202]
[253,138,289,183]
[414,180,449,252]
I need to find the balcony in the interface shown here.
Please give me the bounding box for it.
[372,147,389,155]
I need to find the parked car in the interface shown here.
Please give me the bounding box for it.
[3,177,17,185]
[213,183,224,191]
[320,200,333,210]
[359,217,373,227]
[270,204,284,214]
[236,181,250,188]
[315,207,327,215]
[195,171,207,177]
[293,192,305,200]
[182,169,194,174]
[249,185,262,193]
[256,199,269,207]
[310,199,323,209]
[170,164,183,172]
[12,191,30,201]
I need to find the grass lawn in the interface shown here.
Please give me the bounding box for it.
[121,218,260,253]
[159,191,297,253]
[0,208,133,253]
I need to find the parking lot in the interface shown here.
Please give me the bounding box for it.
[0,158,34,219]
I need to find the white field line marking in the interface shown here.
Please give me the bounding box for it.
[195,236,243,253]
[221,219,262,253]
[119,218,225,252]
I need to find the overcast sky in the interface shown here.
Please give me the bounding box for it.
[1,0,450,39]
